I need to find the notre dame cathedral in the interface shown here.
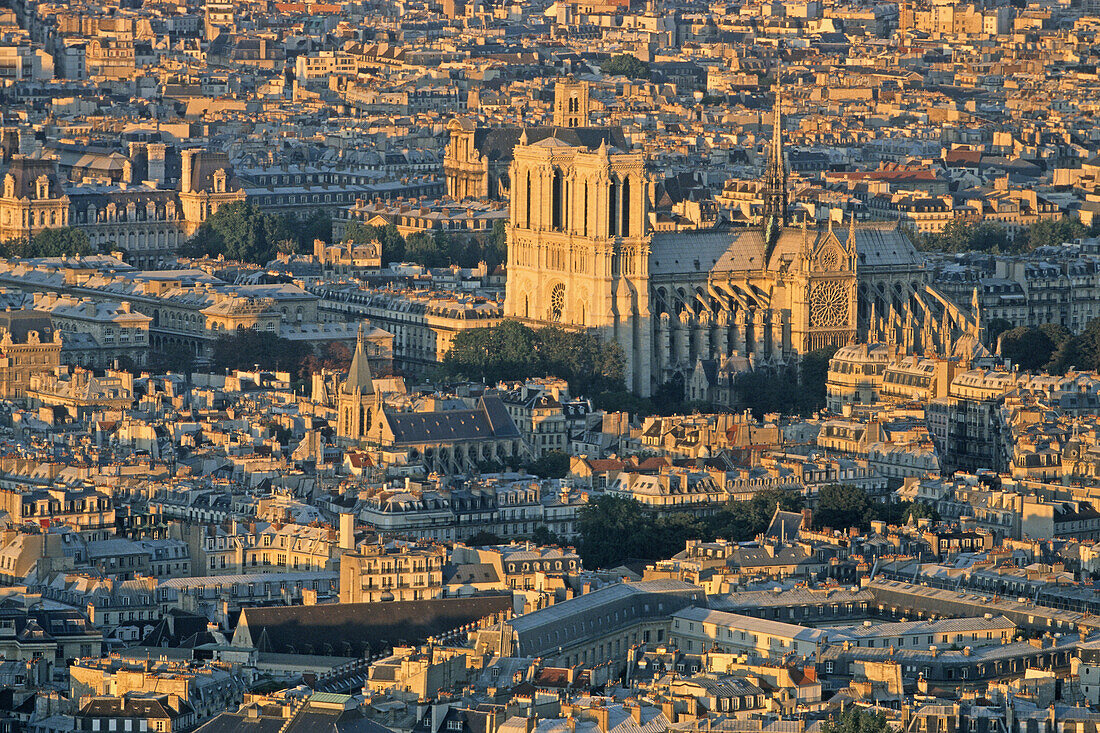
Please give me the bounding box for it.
[447,80,983,398]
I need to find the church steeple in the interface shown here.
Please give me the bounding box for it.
[762,68,788,243]
[342,324,374,395]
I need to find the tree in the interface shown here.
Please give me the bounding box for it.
[917,220,1008,254]
[298,341,353,379]
[289,209,332,252]
[530,525,563,546]
[999,326,1055,371]
[1022,217,1088,252]
[2,227,96,259]
[903,501,939,523]
[601,54,650,79]
[147,342,196,375]
[813,484,873,532]
[577,495,651,568]
[708,488,804,542]
[405,231,448,268]
[211,329,313,373]
[485,219,507,272]
[525,450,571,479]
[985,318,1014,350]
[466,531,504,546]
[182,201,300,264]
[1050,318,1100,373]
[798,345,839,413]
[345,221,406,263]
[593,389,658,418]
[821,707,890,733]
[1038,323,1072,350]
[731,347,836,419]
[442,320,625,396]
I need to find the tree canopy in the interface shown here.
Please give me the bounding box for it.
[916,220,1008,253]
[345,221,406,263]
[821,708,891,733]
[343,220,505,271]
[1,227,95,259]
[998,326,1056,371]
[576,489,805,569]
[916,216,1097,255]
[601,54,650,79]
[574,484,936,568]
[441,320,625,396]
[731,346,838,418]
[812,483,937,532]
[183,201,297,264]
[525,450,571,479]
[211,329,314,374]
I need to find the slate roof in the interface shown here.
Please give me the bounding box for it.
[382,396,520,445]
[196,698,394,733]
[649,222,921,278]
[0,311,54,342]
[444,563,503,585]
[234,595,512,656]
[0,156,65,199]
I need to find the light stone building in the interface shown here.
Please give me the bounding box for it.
[497,82,972,398]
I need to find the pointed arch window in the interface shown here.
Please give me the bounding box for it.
[621,177,631,237]
[608,179,618,237]
[524,171,531,228]
[552,169,563,231]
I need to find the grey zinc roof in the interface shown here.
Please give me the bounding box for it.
[853,224,924,269]
[384,397,519,445]
[648,223,923,279]
[507,579,702,634]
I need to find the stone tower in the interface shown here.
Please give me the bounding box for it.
[553,78,591,128]
[503,134,653,394]
[337,325,377,442]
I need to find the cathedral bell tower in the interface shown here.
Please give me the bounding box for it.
[553,78,591,128]
[503,135,654,396]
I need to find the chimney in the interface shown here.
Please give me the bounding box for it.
[180,150,195,194]
[593,706,609,733]
[340,513,355,550]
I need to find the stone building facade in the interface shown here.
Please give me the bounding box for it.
[498,82,979,399]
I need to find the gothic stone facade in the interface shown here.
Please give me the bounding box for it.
[502,135,936,397]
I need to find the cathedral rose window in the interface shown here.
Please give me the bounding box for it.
[549,284,565,321]
[810,281,847,328]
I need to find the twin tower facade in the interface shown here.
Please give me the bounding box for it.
[476,80,943,399]
[499,80,876,398]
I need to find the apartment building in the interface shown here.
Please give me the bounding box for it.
[338,541,447,603]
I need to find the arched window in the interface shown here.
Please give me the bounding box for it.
[551,169,563,232]
[583,181,589,236]
[608,179,618,237]
[524,171,531,229]
[621,177,631,237]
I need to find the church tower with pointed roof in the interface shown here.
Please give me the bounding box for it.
[337,325,378,442]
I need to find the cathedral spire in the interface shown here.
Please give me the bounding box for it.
[762,63,788,247]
